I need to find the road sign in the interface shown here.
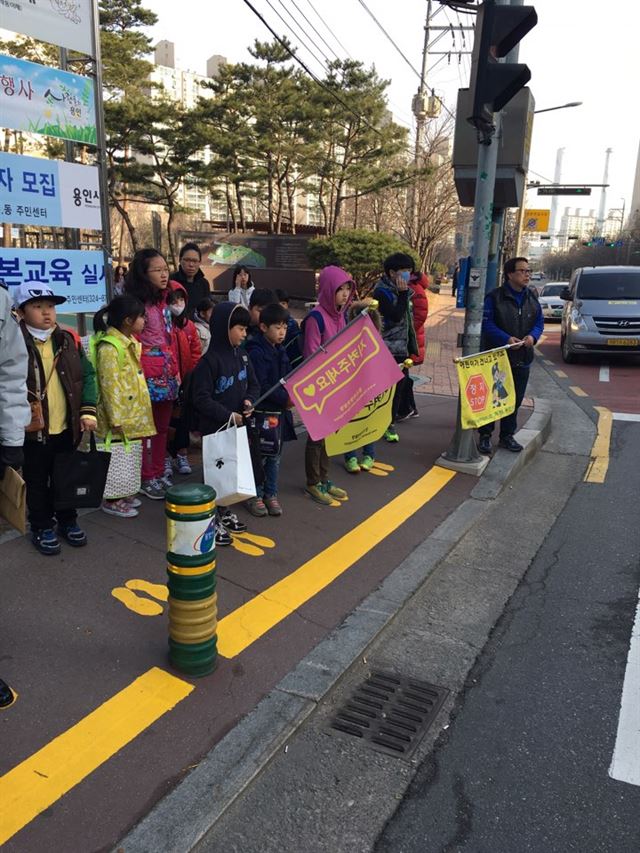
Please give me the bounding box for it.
[523,208,550,232]
[537,186,592,196]
[468,267,484,289]
[465,374,489,413]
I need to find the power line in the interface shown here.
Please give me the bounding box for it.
[355,0,456,122]
[241,0,391,143]
[301,0,353,59]
[262,0,330,74]
[289,0,344,63]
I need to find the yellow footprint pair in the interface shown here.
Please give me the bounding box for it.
[112,579,168,617]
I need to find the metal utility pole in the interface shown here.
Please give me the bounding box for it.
[597,147,613,237]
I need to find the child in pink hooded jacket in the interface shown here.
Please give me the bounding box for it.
[303,265,354,505]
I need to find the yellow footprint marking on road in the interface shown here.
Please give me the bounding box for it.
[368,461,395,477]
[231,531,276,557]
[111,578,168,617]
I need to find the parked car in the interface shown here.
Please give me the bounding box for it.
[560,266,640,362]
[538,282,568,321]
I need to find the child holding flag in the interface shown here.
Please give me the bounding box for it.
[302,266,353,505]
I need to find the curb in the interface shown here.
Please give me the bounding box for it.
[115,398,552,853]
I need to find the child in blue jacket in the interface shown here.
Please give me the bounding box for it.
[246,303,296,517]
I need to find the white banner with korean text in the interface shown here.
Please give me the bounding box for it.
[0,248,106,310]
[0,151,101,229]
[1,0,94,56]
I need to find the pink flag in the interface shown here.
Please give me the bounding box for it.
[284,313,403,441]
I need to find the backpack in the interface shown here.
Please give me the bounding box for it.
[87,332,127,372]
[299,309,325,353]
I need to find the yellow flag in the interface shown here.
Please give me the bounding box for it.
[325,387,394,456]
[456,348,516,429]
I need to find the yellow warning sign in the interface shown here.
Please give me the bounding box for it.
[524,209,550,232]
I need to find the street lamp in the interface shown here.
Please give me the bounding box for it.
[515,101,584,254]
[534,101,583,114]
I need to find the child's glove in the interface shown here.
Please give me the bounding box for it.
[0,445,24,479]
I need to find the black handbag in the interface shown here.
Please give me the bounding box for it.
[254,410,283,458]
[53,433,112,510]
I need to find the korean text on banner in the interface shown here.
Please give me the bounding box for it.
[284,314,403,441]
[456,348,516,430]
[0,55,96,145]
[1,0,93,56]
[325,386,394,456]
[0,152,101,230]
[0,248,107,310]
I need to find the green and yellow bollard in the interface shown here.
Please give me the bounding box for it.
[165,483,218,677]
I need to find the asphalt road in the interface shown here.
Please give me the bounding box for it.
[377,340,640,852]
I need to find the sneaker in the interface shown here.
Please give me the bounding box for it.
[383,427,399,443]
[395,412,412,423]
[345,456,361,474]
[31,527,61,556]
[215,520,232,547]
[140,479,166,500]
[304,483,333,506]
[360,455,375,471]
[220,510,247,532]
[323,480,348,500]
[57,524,88,547]
[478,435,493,455]
[174,453,192,475]
[0,677,14,708]
[124,496,142,509]
[160,472,173,489]
[264,496,283,516]
[498,435,523,453]
[101,499,138,518]
[409,408,420,419]
[245,496,268,517]
[163,456,173,480]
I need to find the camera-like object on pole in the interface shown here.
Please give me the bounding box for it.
[468,1,538,136]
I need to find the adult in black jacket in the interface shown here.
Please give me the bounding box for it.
[171,242,211,316]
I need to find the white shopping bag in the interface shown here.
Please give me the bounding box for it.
[202,418,256,506]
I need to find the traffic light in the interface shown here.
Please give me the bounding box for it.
[468,1,538,134]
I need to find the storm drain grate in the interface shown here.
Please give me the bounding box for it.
[327,670,449,760]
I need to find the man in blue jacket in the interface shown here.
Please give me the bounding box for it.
[478,257,543,455]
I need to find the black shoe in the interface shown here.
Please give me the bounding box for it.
[478,435,493,455]
[31,527,61,556]
[0,677,14,708]
[220,510,247,532]
[499,435,523,453]
[57,523,87,547]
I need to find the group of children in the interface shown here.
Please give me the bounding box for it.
[15,247,428,555]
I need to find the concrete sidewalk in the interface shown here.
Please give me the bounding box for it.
[117,349,568,853]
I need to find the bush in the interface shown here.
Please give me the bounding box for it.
[307,230,420,293]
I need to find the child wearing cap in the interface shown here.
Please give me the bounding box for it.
[14,283,98,556]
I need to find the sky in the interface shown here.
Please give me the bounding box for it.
[148,0,638,221]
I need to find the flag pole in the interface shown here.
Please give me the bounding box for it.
[247,307,373,412]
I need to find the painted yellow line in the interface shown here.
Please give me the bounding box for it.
[570,386,588,397]
[584,406,613,484]
[0,668,193,846]
[554,369,569,378]
[217,465,457,657]
[539,334,548,344]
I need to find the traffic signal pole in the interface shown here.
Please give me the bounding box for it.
[440,0,536,474]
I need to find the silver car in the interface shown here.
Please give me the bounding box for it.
[560,266,640,362]
[538,282,568,322]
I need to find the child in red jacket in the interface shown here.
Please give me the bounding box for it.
[166,283,201,477]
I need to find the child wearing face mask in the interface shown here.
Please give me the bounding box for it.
[166,283,201,476]
[373,253,419,443]
[14,283,97,556]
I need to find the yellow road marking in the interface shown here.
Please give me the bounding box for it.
[554,369,568,378]
[570,386,588,397]
[111,587,164,616]
[217,465,456,657]
[373,461,395,471]
[126,579,169,601]
[0,668,193,846]
[539,334,548,344]
[584,406,612,483]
